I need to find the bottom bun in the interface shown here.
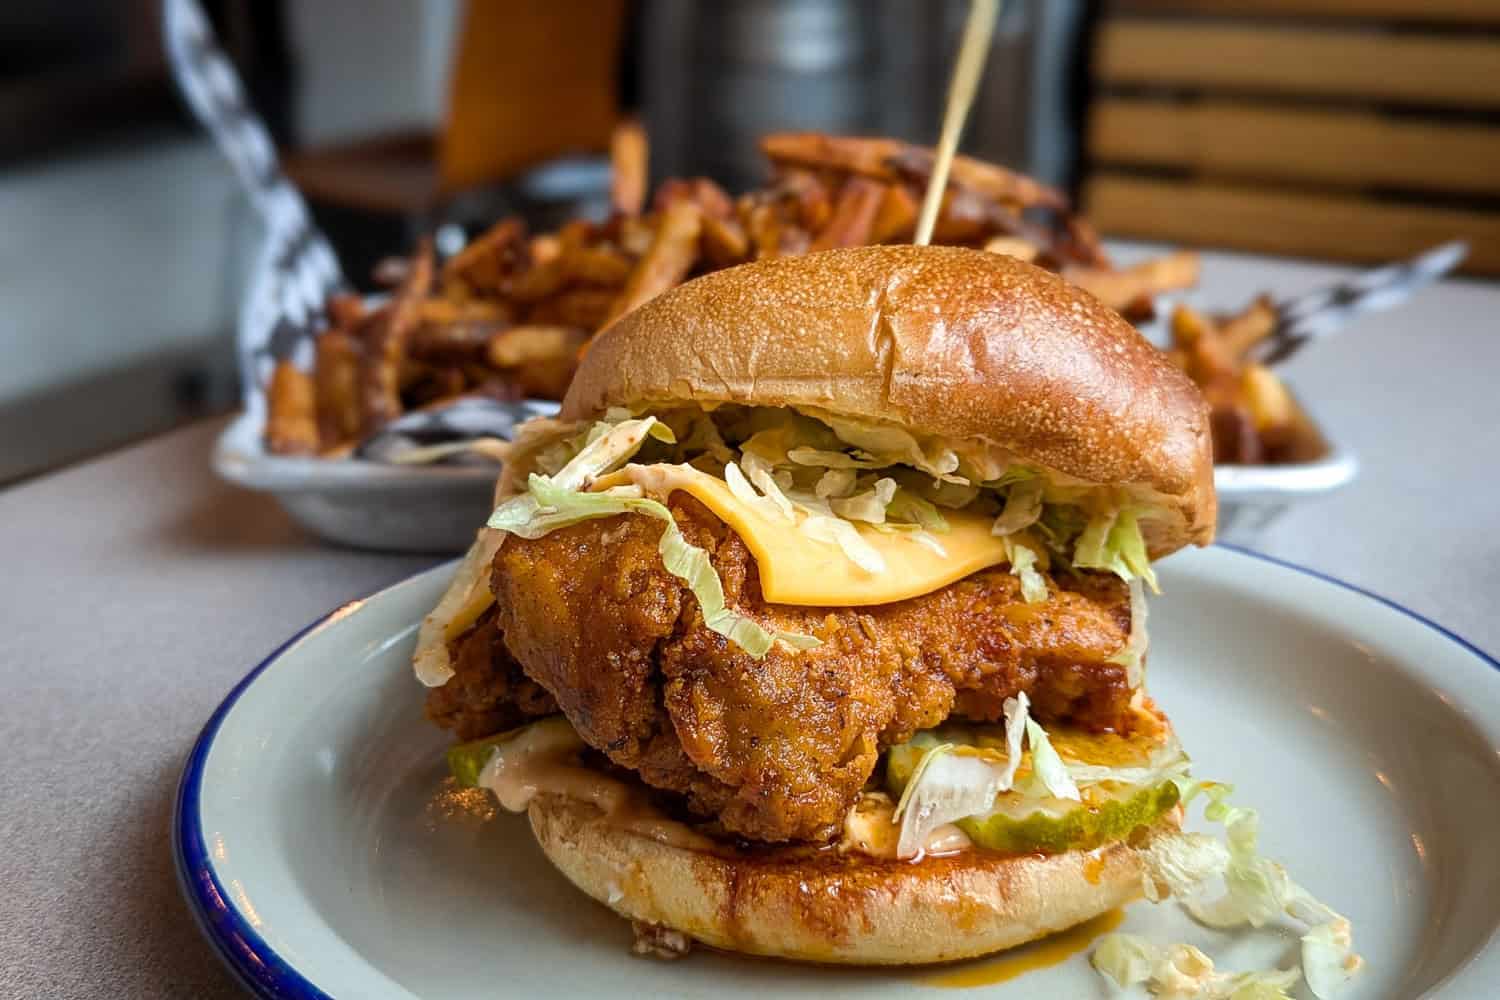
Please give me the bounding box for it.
[528,795,1180,965]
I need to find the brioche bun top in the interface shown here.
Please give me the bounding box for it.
[563,245,1214,552]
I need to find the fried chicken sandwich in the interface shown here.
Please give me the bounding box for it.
[413,244,1218,964]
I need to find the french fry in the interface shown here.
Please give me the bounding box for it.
[609,118,649,217]
[701,214,750,268]
[1219,296,1279,362]
[441,218,525,294]
[887,145,1070,213]
[744,200,784,260]
[931,188,1000,245]
[810,177,885,251]
[759,133,905,181]
[1170,303,1212,350]
[773,169,833,233]
[1062,216,1111,269]
[511,220,596,301]
[1141,250,1201,294]
[983,236,1041,262]
[870,183,919,243]
[1240,363,1296,434]
[266,361,319,455]
[530,233,563,265]
[528,287,617,330]
[314,329,362,450]
[653,177,734,219]
[1209,399,1263,465]
[600,201,702,329]
[778,225,811,257]
[487,325,587,399]
[361,238,434,434]
[1171,304,1238,387]
[1065,251,1202,315]
[415,298,511,328]
[325,293,365,330]
[409,320,508,364]
[507,256,569,302]
[563,245,633,287]
[556,218,597,252]
[616,217,655,257]
[487,325,587,368]
[693,178,735,219]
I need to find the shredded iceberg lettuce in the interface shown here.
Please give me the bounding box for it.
[1024,717,1082,801]
[1110,780,1363,1000]
[814,468,857,498]
[1110,578,1150,687]
[1139,832,1233,903]
[1174,782,1364,996]
[1076,506,1160,593]
[870,521,948,556]
[1001,536,1048,604]
[821,414,962,479]
[886,487,949,532]
[830,477,897,523]
[1092,934,1301,999]
[991,479,1045,536]
[724,460,790,523]
[786,447,883,469]
[738,451,796,519]
[801,509,885,573]
[999,693,1030,789]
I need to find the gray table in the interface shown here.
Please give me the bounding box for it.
[2,248,1496,998]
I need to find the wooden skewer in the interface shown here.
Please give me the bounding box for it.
[914,0,1001,247]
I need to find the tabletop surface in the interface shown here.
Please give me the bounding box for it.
[1,245,1496,999]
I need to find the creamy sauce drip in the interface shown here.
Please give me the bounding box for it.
[839,792,972,860]
[477,722,715,852]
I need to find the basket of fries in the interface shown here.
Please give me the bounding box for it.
[228,127,1369,550]
[218,129,1218,551]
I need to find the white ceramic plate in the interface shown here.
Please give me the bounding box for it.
[175,546,1500,999]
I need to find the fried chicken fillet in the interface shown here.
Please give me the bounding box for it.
[428,495,1134,843]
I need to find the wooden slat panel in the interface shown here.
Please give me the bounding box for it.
[1113,0,1500,23]
[1089,98,1500,194]
[1083,173,1500,272]
[1095,21,1500,107]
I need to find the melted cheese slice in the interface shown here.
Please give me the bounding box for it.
[599,463,1013,606]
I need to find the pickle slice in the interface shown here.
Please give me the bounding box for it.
[447,731,518,787]
[883,713,1181,855]
[956,781,1179,854]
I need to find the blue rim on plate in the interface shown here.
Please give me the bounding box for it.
[173,607,344,1000]
[172,548,1500,999]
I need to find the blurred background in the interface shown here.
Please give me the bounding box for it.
[1,0,1495,484]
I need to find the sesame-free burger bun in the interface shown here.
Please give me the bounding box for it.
[528,794,1180,965]
[564,245,1215,555]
